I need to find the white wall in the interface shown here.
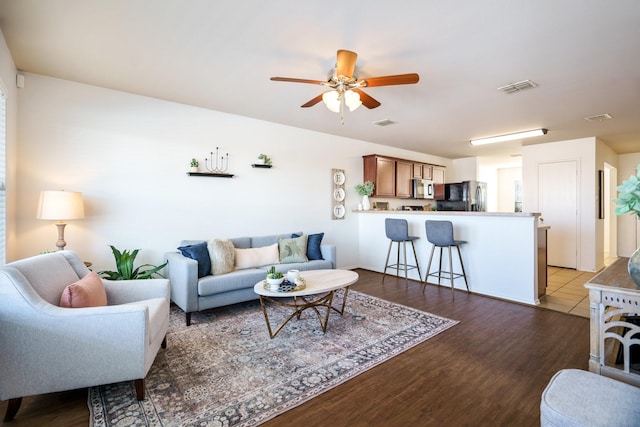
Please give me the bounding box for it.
[595,139,619,267]
[497,167,522,212]
[15,73,451,270]
[449,157,477,183]
[0,30,18,262]
[522,137,598,271]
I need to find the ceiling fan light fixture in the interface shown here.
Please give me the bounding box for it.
[322,91,341,113]
[344,90,362,112]
[470,128,547,146]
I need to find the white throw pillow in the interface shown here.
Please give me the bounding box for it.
[207,239,236,275]
[235,244,279,269]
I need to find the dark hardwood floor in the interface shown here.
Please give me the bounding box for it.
[0,269,589,426]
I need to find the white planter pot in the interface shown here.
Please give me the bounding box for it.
[362,195,371,210]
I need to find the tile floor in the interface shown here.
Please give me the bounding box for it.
[538,258,617,318]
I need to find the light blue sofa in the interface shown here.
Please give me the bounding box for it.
[165,232,336,325]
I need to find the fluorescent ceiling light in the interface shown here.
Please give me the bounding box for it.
[470,129,547,146]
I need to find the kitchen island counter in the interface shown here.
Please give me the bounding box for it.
[355,210,539,217]
[357,210,543,305]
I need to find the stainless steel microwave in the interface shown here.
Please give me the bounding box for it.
[412,178,434,199]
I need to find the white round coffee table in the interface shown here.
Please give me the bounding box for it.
[253,269,359,338]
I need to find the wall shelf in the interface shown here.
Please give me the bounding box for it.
[252,164,272,168]
[187,172,234,178]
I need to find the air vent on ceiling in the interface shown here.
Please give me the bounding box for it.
[585,113,613,122]
[497,80,538,94]
[372,119,396,127]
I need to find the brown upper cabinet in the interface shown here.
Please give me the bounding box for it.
[396,160,413,198]
[412,163,423,178]
[363,155,395,197]
[432,166,445,200]
[363,154,446,198]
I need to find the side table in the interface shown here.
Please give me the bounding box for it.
[584,257,640,386]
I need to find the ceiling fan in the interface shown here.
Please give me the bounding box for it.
[270,49,419,122]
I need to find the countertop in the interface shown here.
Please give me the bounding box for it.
[353,209,541,217]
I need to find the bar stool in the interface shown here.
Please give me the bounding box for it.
[382,218,422,284]
[423,220,469,299]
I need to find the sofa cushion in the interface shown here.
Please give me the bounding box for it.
[207,239,236,275]
[177,242,211,278]
[198,268,267,296]
[235,243,279,269]
[293,232,324,260]
[261,259,332,275]
[251,233,300,249]
[59,271,108,308]
[279,235,308,264]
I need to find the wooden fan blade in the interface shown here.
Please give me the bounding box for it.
[352,89,381,109]
[301,93,324,108]
[360,73,420,87]
[270,77,325,85]
[336,50,358,78]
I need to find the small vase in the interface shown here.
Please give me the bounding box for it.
[362,195,371,210]
[629,247,640,288]
[189,166,199,173]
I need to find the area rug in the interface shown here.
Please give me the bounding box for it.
[89,290,458,426]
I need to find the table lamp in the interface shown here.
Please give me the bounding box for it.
[36,190,85,251]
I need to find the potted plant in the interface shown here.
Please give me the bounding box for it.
[99,245,168,280]
[355,181,375,210]
[266,265,284,290]
[190,158,199,172]
[613,163,640,287]
[258,153,272,166]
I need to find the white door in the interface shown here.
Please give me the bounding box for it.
[538,161,578,268]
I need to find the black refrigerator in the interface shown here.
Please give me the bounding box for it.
[436,181,487,211]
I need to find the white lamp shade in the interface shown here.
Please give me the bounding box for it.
[322,91,341,113]
[37,191,85,220]
[344,90,362,112]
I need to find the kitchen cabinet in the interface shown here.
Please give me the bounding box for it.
[413,163,423,178]
[363,154,446,199]
[363,155,395,197]
[432,166,446,200]
[396,160,413,198]
[537,227,548,298]
[422,164,433,180]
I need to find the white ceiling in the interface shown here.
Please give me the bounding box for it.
[1,0,639,159]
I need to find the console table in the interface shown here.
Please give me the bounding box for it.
[585,257,640,386]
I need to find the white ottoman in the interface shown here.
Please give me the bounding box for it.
[540,369,640,427]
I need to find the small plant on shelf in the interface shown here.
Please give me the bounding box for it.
[190,158,199,168]
[355,181,374,196]
[258,153,272,166]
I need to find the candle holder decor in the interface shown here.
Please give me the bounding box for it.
[205,147,229,173]
[188,147,234,177]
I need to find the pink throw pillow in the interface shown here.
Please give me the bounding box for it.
[59,271,108,308]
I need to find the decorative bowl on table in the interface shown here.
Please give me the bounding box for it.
[266,277,284,290]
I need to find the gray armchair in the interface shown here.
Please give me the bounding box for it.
[0,250,170,421]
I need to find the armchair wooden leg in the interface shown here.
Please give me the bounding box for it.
[186,312,192,326]
[134,379,145,400]
[161,336,167,349]
[3,397,22,422]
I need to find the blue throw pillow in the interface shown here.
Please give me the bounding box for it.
[292,232,324,260]
[177,242,211,278]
